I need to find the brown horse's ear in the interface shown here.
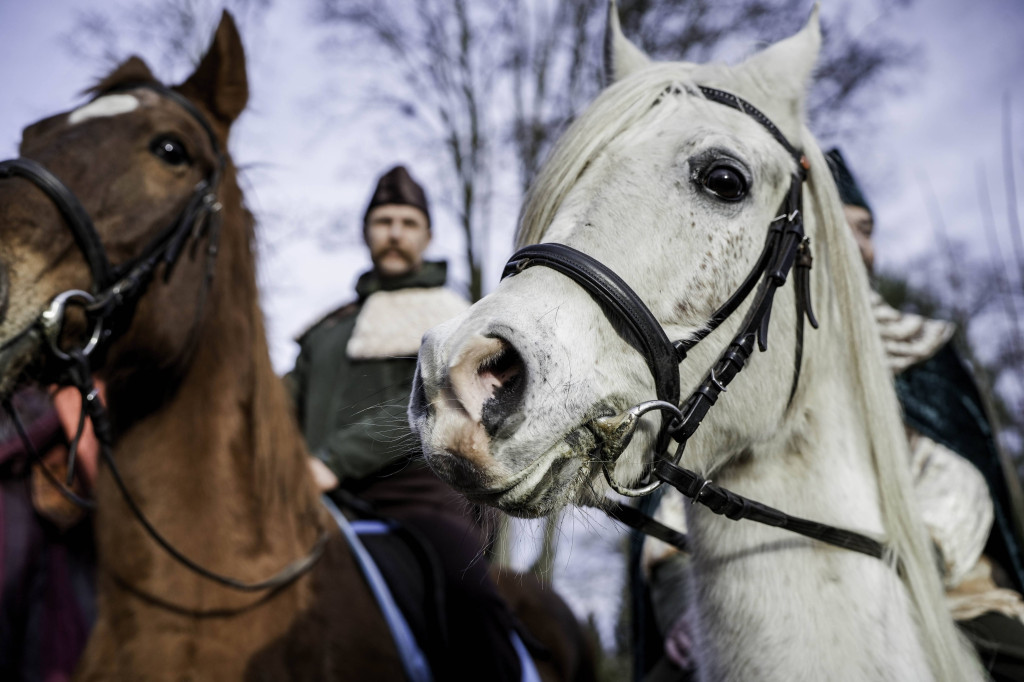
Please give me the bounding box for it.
[86,56,157,95]
[178,10,248,125]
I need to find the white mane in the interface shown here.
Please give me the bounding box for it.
[519,64,712,248]
[802,138,980,681]
[517,60,981,682]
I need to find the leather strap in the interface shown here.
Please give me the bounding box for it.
[601,500,689,551]
[0,82,223,294]
[654,458,888,561]
[789,238,819,405]
[698,86,806,176]
[501,84,888,568]
[674,230,777,359]
[0,82,225,363]
[503,244,681,409]
[1,85,327,594]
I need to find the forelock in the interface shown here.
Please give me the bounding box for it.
[518,64,699,247]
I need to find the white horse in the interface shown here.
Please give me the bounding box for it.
[410,4,984,681]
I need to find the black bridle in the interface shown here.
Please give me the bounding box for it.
[0,82,227,362]
[502,86,888,562]
[0,82,327,592]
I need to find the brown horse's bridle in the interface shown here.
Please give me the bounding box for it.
[0,83,327,592]
[0,82,225,369]
[501,86,889,562]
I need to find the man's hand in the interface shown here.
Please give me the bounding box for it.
[309,456,339,492]
[51,382,104,490]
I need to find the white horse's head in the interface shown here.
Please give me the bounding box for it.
[412,7,834,511]
[412,9,987,678]
[412,6,832,517]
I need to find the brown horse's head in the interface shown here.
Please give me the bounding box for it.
[0,12,248,406]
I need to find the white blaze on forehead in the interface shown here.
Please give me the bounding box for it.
[68,94,140,125]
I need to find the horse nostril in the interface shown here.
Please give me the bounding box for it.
[479,338,526,437]
[447,334,527,436]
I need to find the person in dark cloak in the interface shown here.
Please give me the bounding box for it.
[286,164,522,682]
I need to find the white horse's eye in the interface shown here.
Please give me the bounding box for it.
[702,165,748,201]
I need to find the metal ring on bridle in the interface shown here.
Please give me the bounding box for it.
[603,466,664,498]
[39,289,103,361]
[592,400,683,497]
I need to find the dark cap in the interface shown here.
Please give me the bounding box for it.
[363,165,431,228]
[825,149,871,214]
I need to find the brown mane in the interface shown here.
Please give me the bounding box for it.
[85,56,159,95]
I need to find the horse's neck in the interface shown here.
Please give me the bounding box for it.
[79,229,400,679]
[96,245,318,609]
[725,357,884,528]
[685,335,931,680]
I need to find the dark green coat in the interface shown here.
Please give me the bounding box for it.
[287,262,449,481]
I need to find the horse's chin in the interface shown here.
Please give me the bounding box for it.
[426,427,601,518]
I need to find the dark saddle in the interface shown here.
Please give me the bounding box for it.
[328,489,451,675]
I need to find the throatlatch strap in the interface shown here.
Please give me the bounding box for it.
[601,500,689,551]
[654,459,888,561]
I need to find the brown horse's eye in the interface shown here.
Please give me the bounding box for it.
[149,135,192,166]
[702,165,747,201]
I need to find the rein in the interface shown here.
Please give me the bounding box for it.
[0,82,327,592]
[502,86,888,563]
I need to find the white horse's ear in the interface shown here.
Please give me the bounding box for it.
[738,4,821,105]
[604,0,651,85]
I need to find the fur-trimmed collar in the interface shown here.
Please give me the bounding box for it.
[871,290,955,374]
[347,287,470,360]
[295,262,451,344]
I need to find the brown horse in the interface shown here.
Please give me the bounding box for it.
[0,13,593,682]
